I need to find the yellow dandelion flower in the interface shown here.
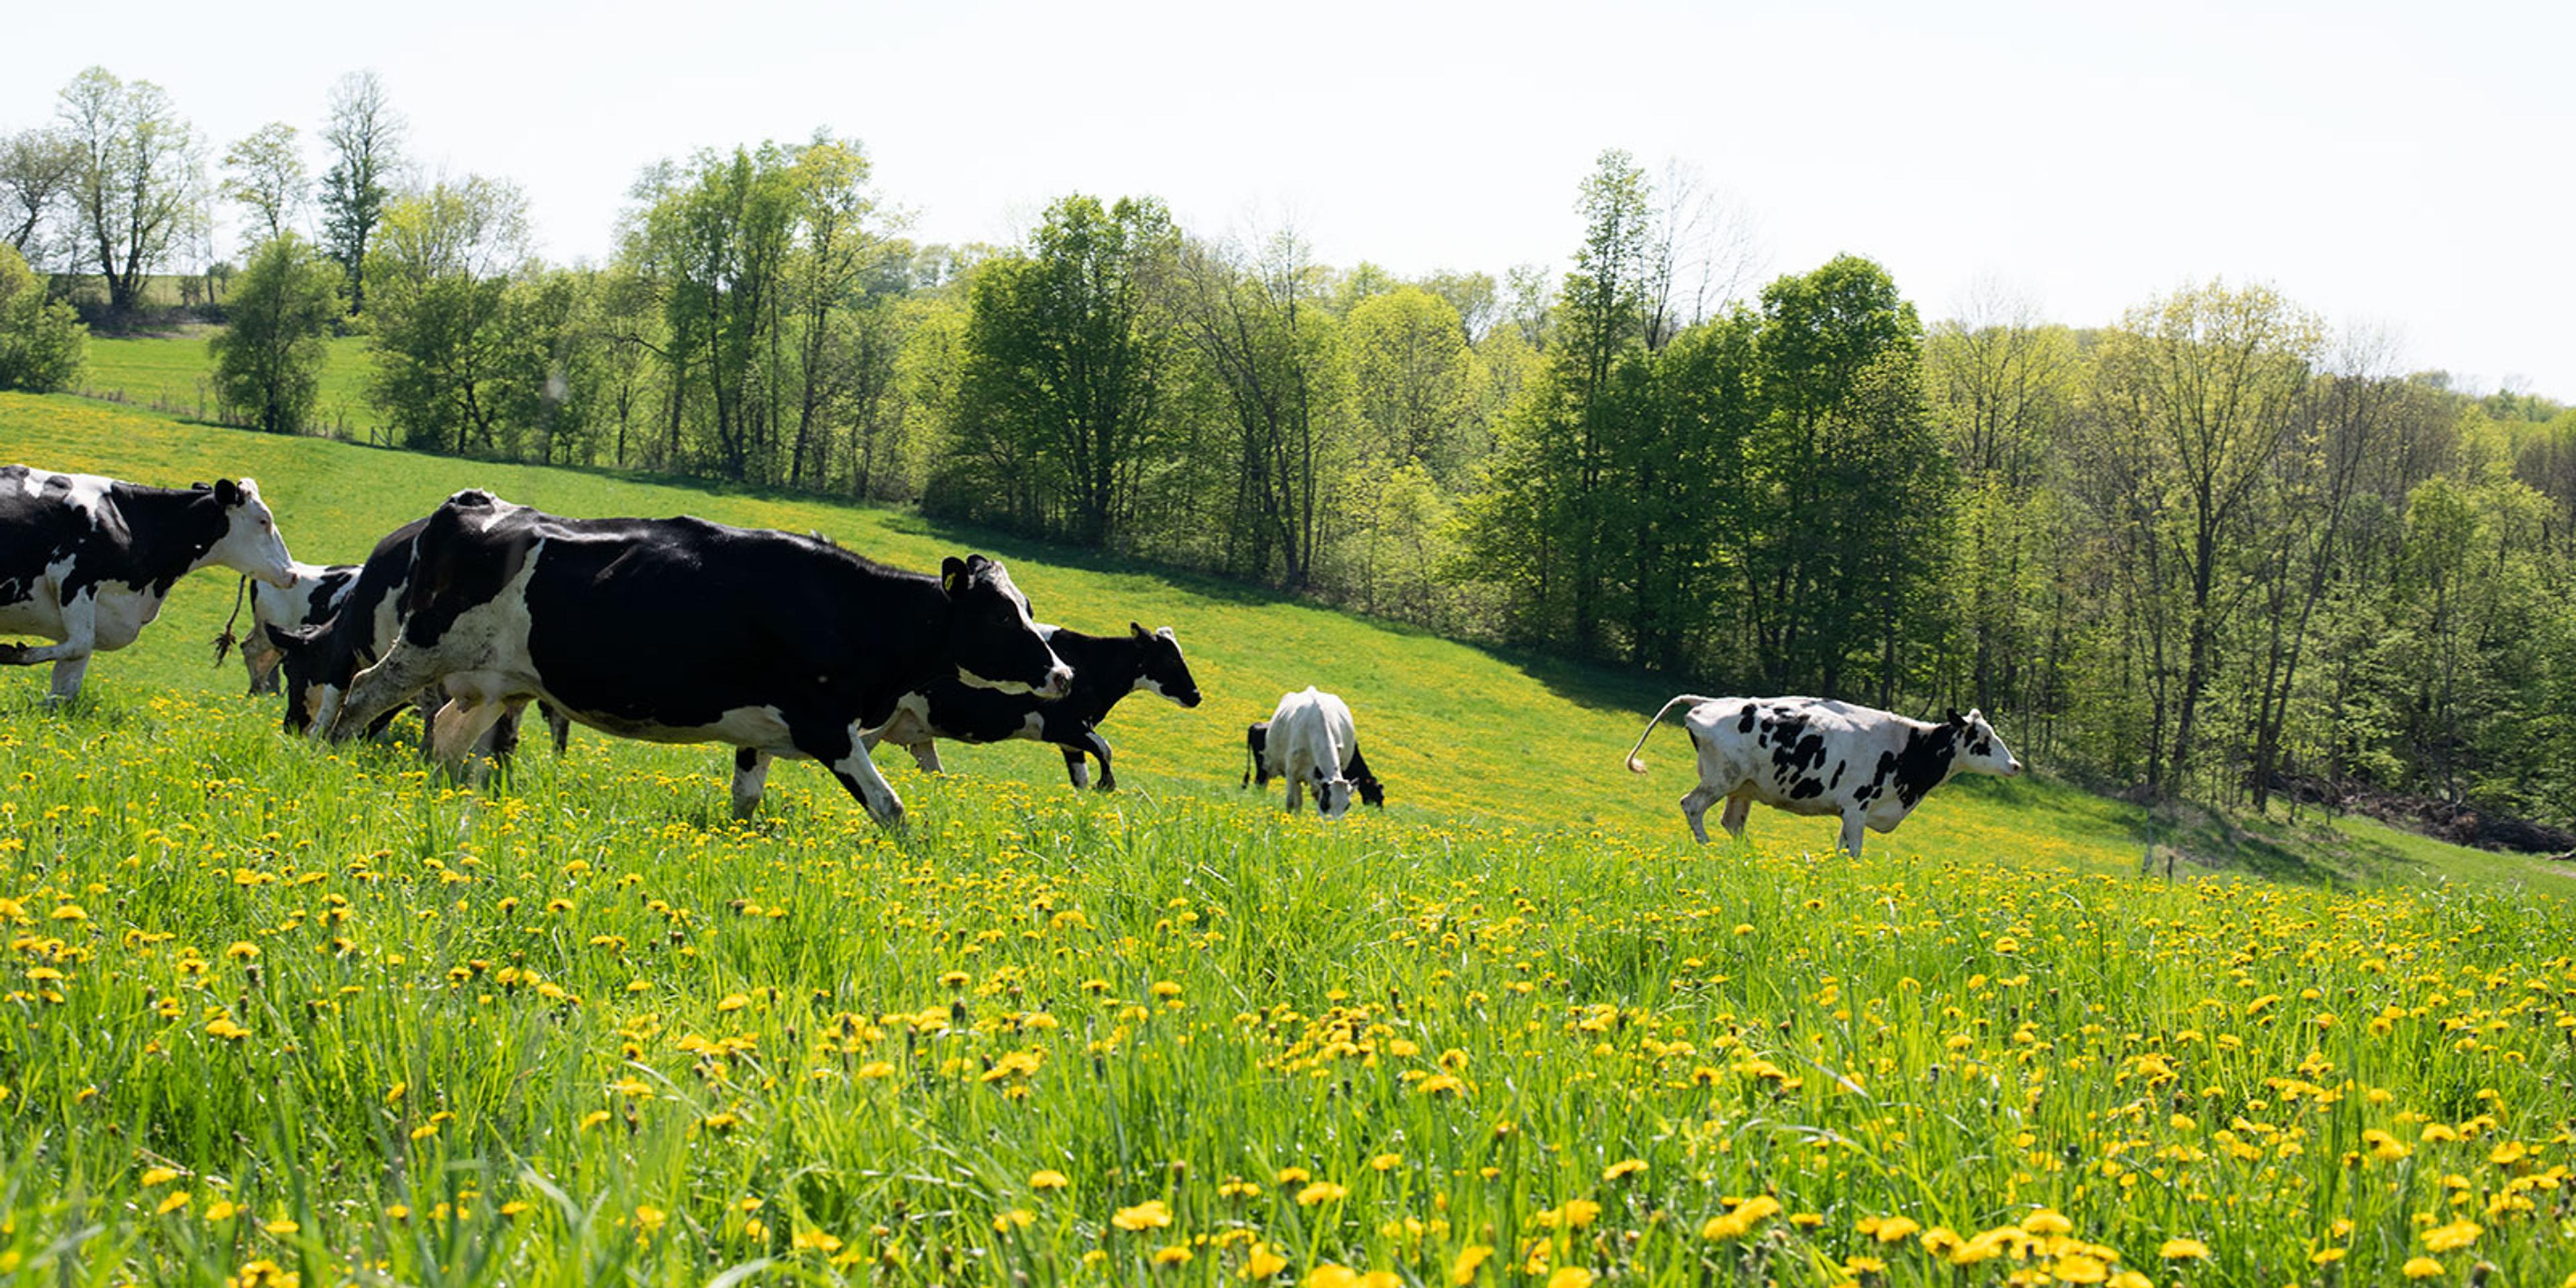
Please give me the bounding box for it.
[2421,1220,2481,1253]
[141,1167,181,1187]
[1031,1169,1070,1191]
[1245,1241,1290,1279]
[1601,1159,1646,1181]
[1113,1199,1173,1232]
[2160,1237,2211,1260]
[1296,1181,1348,1206]
[1448,1245,1493,1285]
[1545,1269,1594,1288]
[2403,1258,2445,1280]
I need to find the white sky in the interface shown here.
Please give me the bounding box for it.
[8,0,2570,398]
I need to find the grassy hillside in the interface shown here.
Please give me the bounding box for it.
[3,394,2572,1287]
[5,391,2553,890]
[78,333,381,440]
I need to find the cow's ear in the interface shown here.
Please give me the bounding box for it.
[1130,621,1148,639]
[211,479,239,505]
[941,557,967,597]
[1946,707,1966,726]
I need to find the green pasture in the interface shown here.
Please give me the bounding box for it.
[1,393,2571,1287]
[78,333,382,440]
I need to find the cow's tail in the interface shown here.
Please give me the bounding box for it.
[1625,694,1721,774]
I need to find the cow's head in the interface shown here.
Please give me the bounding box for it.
[1128,623,1202,708]
[1312,762,1354,820]
[1348,747,1386,808]
[264,621,333,735]
[1949,708,2024,778]
[942,555,1073,699]
[200,478,297,589]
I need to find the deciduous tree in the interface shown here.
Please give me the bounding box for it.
[211,233,339,433]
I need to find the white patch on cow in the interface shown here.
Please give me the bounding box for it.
[731,750,773,820]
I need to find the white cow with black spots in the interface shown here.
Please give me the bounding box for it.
[1,466,296,701]
[1623,695,2022,855]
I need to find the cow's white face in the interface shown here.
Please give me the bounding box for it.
[1957,708,2023,778]
[209,478,297,589]
[1314,766,1354,820]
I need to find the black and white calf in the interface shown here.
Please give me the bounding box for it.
[865,623,1203,791]
[1623,695,2023,855]
[239,561,357,694]
[1242,719,1384,807]
[1,466,297,700]
[1252,688,1381,819]
[328,490,1072,827]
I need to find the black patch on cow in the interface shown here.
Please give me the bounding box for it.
[1769,720,1829,782]
[1735,706,1756,734]
[735,745,760,773]
[1788,777,1825,800]
[1889,724,1960,808]
[1348,745,1385,807]
[1244,721,1271,788]
[1828,759,1846,790]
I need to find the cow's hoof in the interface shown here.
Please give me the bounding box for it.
[0,643,28,666]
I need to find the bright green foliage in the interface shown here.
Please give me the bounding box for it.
[363,176,545,455]
[209,234,339,433]
[1344,287,1477,484]
[0,244,84,392]
[318,71,401,315]
[939,195,1181,547]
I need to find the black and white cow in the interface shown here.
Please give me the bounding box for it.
[328,490,1073,826]
[864,623,1203,790]
[1242,719,1385,807]
[239,561,357,694]
[1,466,297,701]
[1623,694,2023,855]
[261,514,566,759]
[1253,688,1380,819]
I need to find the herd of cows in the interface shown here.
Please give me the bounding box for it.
[3,464,2022,854]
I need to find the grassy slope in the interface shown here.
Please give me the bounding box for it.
[6,389,2555,894]
[79,333,380,439]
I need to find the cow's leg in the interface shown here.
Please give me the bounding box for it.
[1679,781,1723,845]
[1286,774,1306,813]
[542,701,571,755]
[1073,729,1115,791]
[1837,809,1866,858]
[797,718,904,828]
[1719,791,1752,839]
[904,740,943,774]
[731,747,773,820]
[480,698,528,766]
[1060,746,1090,790]
[337,643,446,743]
[46,654,93,703]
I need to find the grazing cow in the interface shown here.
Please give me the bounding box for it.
[865,623,1203,790]
[1242,719,1385,807]
[260,516,568,759]
[238,561,358,694]
[1623,695,2023,855]
[1,466,296,701]
[1254,688,1378,819]
[329,490,1073,826]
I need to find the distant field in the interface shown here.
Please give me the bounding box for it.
[79,332,382,439]
[3,394,2570,1287]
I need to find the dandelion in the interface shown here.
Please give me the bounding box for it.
[792,1228,843,1254]
[1031,1169,1070,1191]
[156,1191,192,1214]
[1865,1214,1922,1243]
[2422,1220,2481,1253]
[1601,1158,1646,1181]
[1371,1152,1401,1171]
[2403,1258,2445,1280]
[263,1218,300,1235]
[1296,1181,1348,1205]
[2160,1237,2212,1260]
[1305,1267,1361,1288]
[1545,1269,1594,1288]
[1113,1199,1173,1231]
[142,1167,181,1187]
[1153,1245,1194,1267]
[1245,1242,1289,1279]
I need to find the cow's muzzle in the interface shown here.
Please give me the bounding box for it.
[1036,664,1074,700]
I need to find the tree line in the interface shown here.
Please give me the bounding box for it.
[3,72,2570,830]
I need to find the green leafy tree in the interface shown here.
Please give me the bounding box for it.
[945,194,1180,547]
[0,243,86,391]
[2,127,81,261]
[221,122,307,246]
[319,71,403,315]
[363,176,533,454]
[56,66,203,319]
[1345,286,1476,484]
[210,233,339,433]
